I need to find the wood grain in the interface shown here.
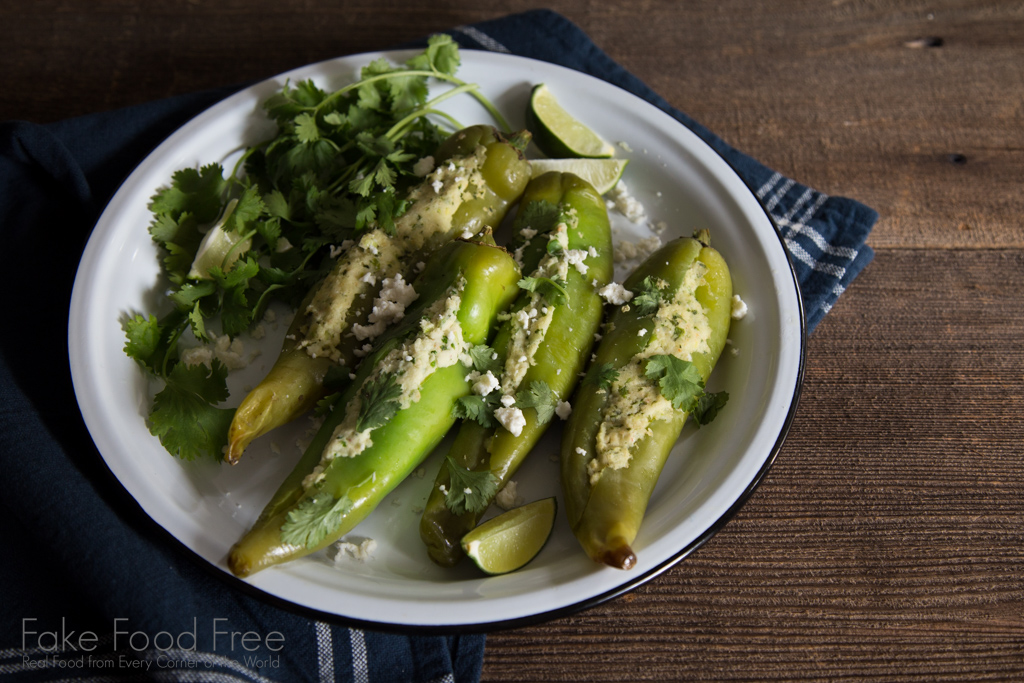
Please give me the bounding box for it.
[3,0,1022,679]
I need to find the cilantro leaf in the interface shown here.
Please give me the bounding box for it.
[294,113,321,143]
[443,456,499,516]
[406,34,461,77]
[644,355,705,412]
[356,373,402,432]
[169,281,217,311]
[692,391,729,426]
[515,380,558,424]
[466,344,501,375]
[280,493,353,548]
[187,301,209,342]
[122,314,163,372]
[518,276,568,306]
[452,392,501,428]
[631,276,664,316]
[148,164,226,223]
[225,185,266,232]
[587,362,620,391]
[147,360,233,461]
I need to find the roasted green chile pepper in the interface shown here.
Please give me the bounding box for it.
[419,171,613,567]
[228,236,521,577]
[225,126,532,463]
[560,231,733,569]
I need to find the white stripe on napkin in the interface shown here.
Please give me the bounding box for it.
[349,628,370,683]
[315,621,334,683]
[453,26,511,53]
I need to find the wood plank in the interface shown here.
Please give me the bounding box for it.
[482,247,1024,680]
[2,1,1021,249]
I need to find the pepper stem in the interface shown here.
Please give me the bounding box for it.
[503,130,533,156]
[693,228,711,248]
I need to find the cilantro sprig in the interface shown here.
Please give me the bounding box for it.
[280,493,354,548]
[443,457,500,515]
[644,354,728,425]
[631,276,664,316]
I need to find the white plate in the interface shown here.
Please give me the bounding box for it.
[68,50,804,631]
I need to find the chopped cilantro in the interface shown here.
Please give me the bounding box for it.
[515,380,558,424]
[280,493,354,548]
[587,362,620,391]
[644,354,705,412]
[518,276,568,306]
[631,276,664,316]
[444,456,500,515]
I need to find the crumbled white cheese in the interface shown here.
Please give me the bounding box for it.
[351,273,419,341]
[614,235,662,264]
[556,400,572,420]
[334,538,377,563]
[472,371,500,396]
[606,181,646,223]
[565,248,590,275]
[731,294,749,320]
[495,406,526,437]
[495,480,521,511]
[180,333,253,371]
[500,394,516,408]
[598,282,633,306]
[413,155,435,177]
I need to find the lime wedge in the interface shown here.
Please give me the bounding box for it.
[530,158,628,194]
[526,84,615,159]
[461,497,556,575]
[188,198,251,280]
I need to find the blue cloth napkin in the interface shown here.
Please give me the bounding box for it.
[0,9,876,683]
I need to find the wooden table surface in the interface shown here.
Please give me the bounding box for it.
[5,1,1022,679]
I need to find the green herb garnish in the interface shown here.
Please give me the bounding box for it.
[444,457,500,515]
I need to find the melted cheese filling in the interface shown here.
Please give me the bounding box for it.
[589,262,711,483]
[302,280,467,490]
